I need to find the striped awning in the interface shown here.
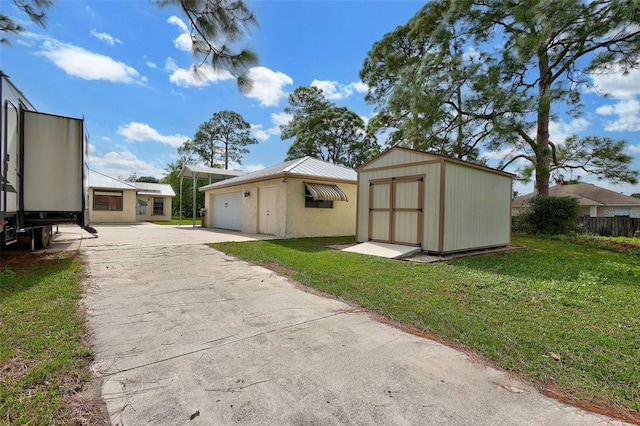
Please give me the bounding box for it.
[304,182,348,202]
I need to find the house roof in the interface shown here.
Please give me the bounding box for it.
[135,182,176,197]
[88,170,176,196]
[513,183,640,207]
[178,164,245,182]
[199,157,357,191]
[88,170,137,190]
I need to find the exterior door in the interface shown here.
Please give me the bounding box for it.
[136,198,147,219]
[369,176,423,246]
[258,186,276,235]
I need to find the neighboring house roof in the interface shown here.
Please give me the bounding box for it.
[513,183,640,207]
[89,170,137,190]
[178,164,245,181]
[135,182,176,197]
[199,157,357,191]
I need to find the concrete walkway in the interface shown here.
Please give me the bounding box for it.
[68,224,628,425]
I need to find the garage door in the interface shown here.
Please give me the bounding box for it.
[213,192,242,231]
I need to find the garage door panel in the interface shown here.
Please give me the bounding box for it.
[213,192,242,231]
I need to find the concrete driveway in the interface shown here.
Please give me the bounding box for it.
[59,223,627,425]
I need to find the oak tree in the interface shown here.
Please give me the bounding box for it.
[361,0,640,194]
[281,86,379,169]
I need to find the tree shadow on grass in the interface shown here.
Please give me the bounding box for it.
[260,236,356,254]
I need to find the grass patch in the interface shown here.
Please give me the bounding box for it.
[211,235,640,418]
[0,252,95,424]
[151,216,201,226]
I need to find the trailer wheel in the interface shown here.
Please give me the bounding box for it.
[34,225,52,249]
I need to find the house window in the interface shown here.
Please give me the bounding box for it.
[305,187,333,209]
[152,197,164,216]
[94,190,123,211]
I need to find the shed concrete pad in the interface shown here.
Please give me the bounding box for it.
[342,241,420,259]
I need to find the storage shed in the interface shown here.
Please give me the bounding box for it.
[199,157,357,238]
[356,146,513,254]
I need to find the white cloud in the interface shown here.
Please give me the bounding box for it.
[117,122,189,148]
[590,68,640,100]
[251,124,270,142]
[245,67,293,107]
[270,112,293,127]
[166,60,234,87]
[250,112,293,142]
[245,164,265,172]
[37,39,145,84]
[548,117,589,144]
[89,150,166,180]
[483,147,518,161]
[90,29,122,46]
[629,144,640,154]
[167,16,192,52]
[596,99,640,132]
[146,61,157,69]
[310,79,368,100]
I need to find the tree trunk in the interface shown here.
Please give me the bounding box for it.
[535,50,552,196]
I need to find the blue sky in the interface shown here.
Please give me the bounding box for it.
[2,0,639,196]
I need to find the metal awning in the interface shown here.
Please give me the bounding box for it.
[305,182,348,202]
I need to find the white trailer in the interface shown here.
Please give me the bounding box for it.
[1,71,96,249]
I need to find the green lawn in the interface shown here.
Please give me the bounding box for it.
[0,252,95,425]
[151,216,201,226]
[210,235,640,419]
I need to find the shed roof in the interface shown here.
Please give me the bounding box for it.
[199,157,357,191]
[357,146,514,178]
[513,183,640,207]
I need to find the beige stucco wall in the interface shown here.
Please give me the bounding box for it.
[136,196,173,221]
[284,178,356,238]
[203,177,356,238]
[203,179,286,235]
[89,188,137,223]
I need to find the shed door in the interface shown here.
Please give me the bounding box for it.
[213,192,242,231]
[369,176,423,246]
[258,186,276,235]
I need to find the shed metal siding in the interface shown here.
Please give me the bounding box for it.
[357,146,511,254]
[442,163,512,252]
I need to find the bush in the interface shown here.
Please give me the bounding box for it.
[517,195,580,235]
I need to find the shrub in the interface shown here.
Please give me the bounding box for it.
[519,195,580,235]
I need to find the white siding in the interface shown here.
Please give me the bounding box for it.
[442,163,511,252]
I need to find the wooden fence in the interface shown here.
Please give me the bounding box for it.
[577,216,640,237]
